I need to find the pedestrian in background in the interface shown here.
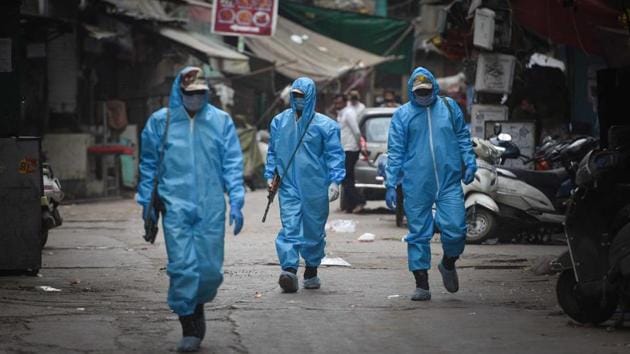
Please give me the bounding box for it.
[138,66,245,352]
[265,77,345,293]
[385,67,476,302]
[347,89,366,116]
[335,94,366,213]
[381,89,401,108]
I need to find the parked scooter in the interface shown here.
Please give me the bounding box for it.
[552,126,630,326]
[41,162,64,247]
[463,137,503,243]
[466,125,597,244]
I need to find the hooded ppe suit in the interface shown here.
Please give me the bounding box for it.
[137,67,245,316]
[264,77,345,271]
[386,67,476,271]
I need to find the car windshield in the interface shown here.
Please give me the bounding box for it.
[363,116,392,143]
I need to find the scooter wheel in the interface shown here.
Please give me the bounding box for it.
[556,269,618,325]
[465,207,497,244]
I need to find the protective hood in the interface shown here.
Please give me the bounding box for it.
[169,66,209,111]
[407,67,440,107]
[290,77,316,121]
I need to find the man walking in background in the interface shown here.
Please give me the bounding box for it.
[335,94,366,213]
[347,89,366,116]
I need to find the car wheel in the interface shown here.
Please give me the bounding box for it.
[466,206,498,244]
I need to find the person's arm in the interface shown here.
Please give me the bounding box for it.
[263,117,278,180]
[324,122,346,185]
[385,109,406,189]
[447,97,476,171]
[222,116,245,209]
[137,111,163,208]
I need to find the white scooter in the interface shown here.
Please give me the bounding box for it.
[41,162,64,247]
[463,137,504,244]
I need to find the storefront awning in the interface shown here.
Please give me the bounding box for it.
[279,1,413,76]
[245,17,391,82]
[99,0,182,23]
[158,27,250,74]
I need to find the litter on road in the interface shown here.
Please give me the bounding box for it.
[321,256,352,267]
[358,233,375,242]
[37,286,61,292]
[325,219,357,233]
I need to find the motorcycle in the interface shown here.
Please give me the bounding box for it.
[552,125,630,326]
[41,162,64,247]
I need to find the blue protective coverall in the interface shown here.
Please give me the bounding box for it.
[137,67,245,316]
[386,67,476,271]
[264,77,345,271]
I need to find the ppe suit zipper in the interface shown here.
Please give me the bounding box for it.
[189,117,198,208]
[293,116,300,198]
[427,108,440,194]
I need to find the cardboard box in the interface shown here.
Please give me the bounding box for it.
[473,8,495,50]
[475,53,516,93]
[470,104,508,138]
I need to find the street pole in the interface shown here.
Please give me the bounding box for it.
[0,0,22,137]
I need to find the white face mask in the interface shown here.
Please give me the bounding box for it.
[182,93,206,112]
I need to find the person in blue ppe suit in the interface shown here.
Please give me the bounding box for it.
[138,67,245,352]
[265,77,345,293]
[385,67,476,301]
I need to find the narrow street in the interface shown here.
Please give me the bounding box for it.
[1,191,629,353]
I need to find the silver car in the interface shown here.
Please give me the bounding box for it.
[340,107,396,208]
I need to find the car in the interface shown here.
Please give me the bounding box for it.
[340,107,396,210]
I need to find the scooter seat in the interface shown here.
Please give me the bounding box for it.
[501,168,568,203]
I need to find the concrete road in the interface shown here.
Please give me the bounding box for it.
[1,191,629,353]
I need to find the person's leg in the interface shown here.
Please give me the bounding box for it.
[193,206,227,341]
[163,211,203,351]
[342,151,359,212]
[347,151,366,212]
[403,190,435,301]
[163,212,199,316]
[435,187,466,293]
[276,188,302,292]
[300,195,328,289]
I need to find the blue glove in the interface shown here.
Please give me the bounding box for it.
[229,206,244,236]
[385,187,397,210]
[463,165,476,185]
[142,206,157,223]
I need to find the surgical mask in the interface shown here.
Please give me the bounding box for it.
[294,97,305,111]
[414,92,435,106]
[182,93,206,112]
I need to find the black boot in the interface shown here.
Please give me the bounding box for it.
[411,270,431,301]
[194,304,206,340]
[177,314,201,352]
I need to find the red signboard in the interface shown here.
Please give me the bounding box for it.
[211,0,278,37]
